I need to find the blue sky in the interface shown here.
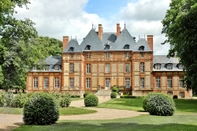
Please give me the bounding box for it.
[15,0,171,55]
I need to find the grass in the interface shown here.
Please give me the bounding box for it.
[0,107,23,114]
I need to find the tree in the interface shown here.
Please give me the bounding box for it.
[162,0,197,93]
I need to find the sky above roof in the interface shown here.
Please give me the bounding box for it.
[14,0,171,55]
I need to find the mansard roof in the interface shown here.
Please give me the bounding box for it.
[63,39,82,53]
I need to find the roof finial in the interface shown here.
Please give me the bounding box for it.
[124,22,126,29]
[92,22,94,29]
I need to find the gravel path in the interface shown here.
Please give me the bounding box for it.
[0,96,148,131]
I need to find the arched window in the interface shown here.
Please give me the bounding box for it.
[69,47,74,51]
[124,44,130,49]
[54,65,60,70]
[85,45,91,50]
[154,63,161,70]
[105,45,110,50]
[177,64,184,69]
[138,46,145,51]
[166,63,173,70]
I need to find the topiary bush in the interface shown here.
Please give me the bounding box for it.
[83,92,90,98]
[110,92,117,99]
[84,94,98,107]
[143,93,175,116]
[11,93,28,108]
[143,92,157,112]
[112,86,119,93]
[23,92,59,125]
[59,94,71,108]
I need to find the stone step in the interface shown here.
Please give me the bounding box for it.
[95,89,111,96]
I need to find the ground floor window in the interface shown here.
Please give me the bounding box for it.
[106,78,110,88]
[55,77,60,88]
[179,76,184,88]
[86,78,91,88]
[44,77,49,88]
[156,76,160,88]
[33,77,38,88]
[70,78,74,88]
[125,78,130,88]
[140,78,144,88]
[167,77,172,88]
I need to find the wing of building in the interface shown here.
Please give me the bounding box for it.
[26,24,192,98]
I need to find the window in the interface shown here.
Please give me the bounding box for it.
[69,47,74,51]
[54,65,60,70]
[86,78,91,88]
[125,78,130,88]
[32,66,37,70]
[105,63,110,73]
[105,45,110,50]
[155,64,161,70]
[33,77,38,88]
[167,91,173,95]
[167,77,172,88]
[44,77,49,88]
[140,78,144,88]
[70,63,74,73]
[139,46,145,51]
[106,78,110,88]
[85,45,91,50]
[140,62,145,72]
[70,53,74,58]
[124,44,130,49]
[178,64,184,69]
[166,63,173,70]
[156,76,160,88]
[86,64,91,73]
[179,76,184,88]
[126,52,130,58]
[140,52,144,57]
[125,63,130,72]
[55,77,59,88]
[44,65,50,70]
[70,78,74,88]
[106,52,110,59]
[86,53,91,59]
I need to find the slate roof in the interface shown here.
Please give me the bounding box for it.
[63,39,82,53]
[135,38,152,51]
[153,55,183,71]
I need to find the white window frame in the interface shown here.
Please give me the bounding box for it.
[106,52,110,59]
[179,76,184,88]
[86,78,91,88]
[125,78,130,88]
[44,77,49,88]
[86,53,91,59]
[167,64,173,70]
[70,78,74,88]
[126,52,130,58]
[140,78,144,88]
[106,78,110,88]
[168,76,172,88]
[105,63,110,73]
[155,64,161,70]
[33,77,38,88]
[125,63,130,72]
[86,64,91,73]
[55,77,60,88]
[140,62,145,72]
[156,76,160,88]
[70,63,74,73]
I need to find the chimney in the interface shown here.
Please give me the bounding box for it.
[63,36,69,51]
[147,35,153,51]
[116,23,121,37]
[98,24,103,40]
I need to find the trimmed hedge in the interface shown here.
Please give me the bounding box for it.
[110,92,117,99]
[11,93,28,108]
[83,92,90,98]
[23,92,59,125]
[143,93,175,116]
[84,94,98,107]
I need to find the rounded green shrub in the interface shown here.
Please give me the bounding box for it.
[143,92,157,112]
[143,93,175,116]
[11,93,28,108]
[23,92,59,125]
[112,86,119,93]
[0,92,5,107]
[60,95,71,108]
[110,92,117,99]
[83,92,90,98]
[84,94,98,107]
[3,91,14,107]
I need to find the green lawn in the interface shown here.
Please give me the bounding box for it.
[12,98,197,131]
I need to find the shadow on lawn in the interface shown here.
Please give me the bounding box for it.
[14,121,197,131]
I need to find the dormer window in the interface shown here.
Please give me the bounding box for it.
[178,64,184,69]
[69,47,74,51]
[124,44,130,49]
[44,65,50,70]
[105,45,110,50]
[85,45,91,50]
[32,66,37,70]
[154,64,161,70]
[139,46,145,51]
[166,63,173,70]
[54,65,60,70]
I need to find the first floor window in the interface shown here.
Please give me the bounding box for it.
[179,76,184,88]
[70,63,74,73]
[126,52,130,58]
[33,77,38,88]
[44,77,49,88]
[105,63,110,73]
[168,77,172,88]
[86,78,91,88]
[106,52,110,59]
[55,77,60,88]
[140,78,144,88]
[70,78,74,88]
[86,53,91,58]
[125,63,130,72]
[140,62,144,72]
[156,76,160,88]
[125,78,130,88]
[86,64,91,73]
[106,78,110,88]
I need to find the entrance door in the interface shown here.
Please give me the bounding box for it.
[105,78,110,89]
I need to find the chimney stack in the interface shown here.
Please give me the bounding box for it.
[98,24,103,40]
[116,23,121,37]
[147,35,153,51]
[63,36,69,51]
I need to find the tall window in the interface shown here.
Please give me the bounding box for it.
[156,76,160,88]
[125,63,130,72]
[55,77,59,88]
[106,78,110,88]
[106,52,110,59]
[167,77,172,88]
[70,78,74,88]
[126,52,130,58]
[44,77,49,88]
[179,76,184,88]
[70,63,74,73]
[125,78,130,88]
[105,63,110,73]
[140,78,144,88]
[86,53,91,59]
[86,64,91,73]
[140,62,145,72]
[33,77,38,88]
[86,78,91,88]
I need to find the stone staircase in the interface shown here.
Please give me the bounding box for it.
[95,89,111,96]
